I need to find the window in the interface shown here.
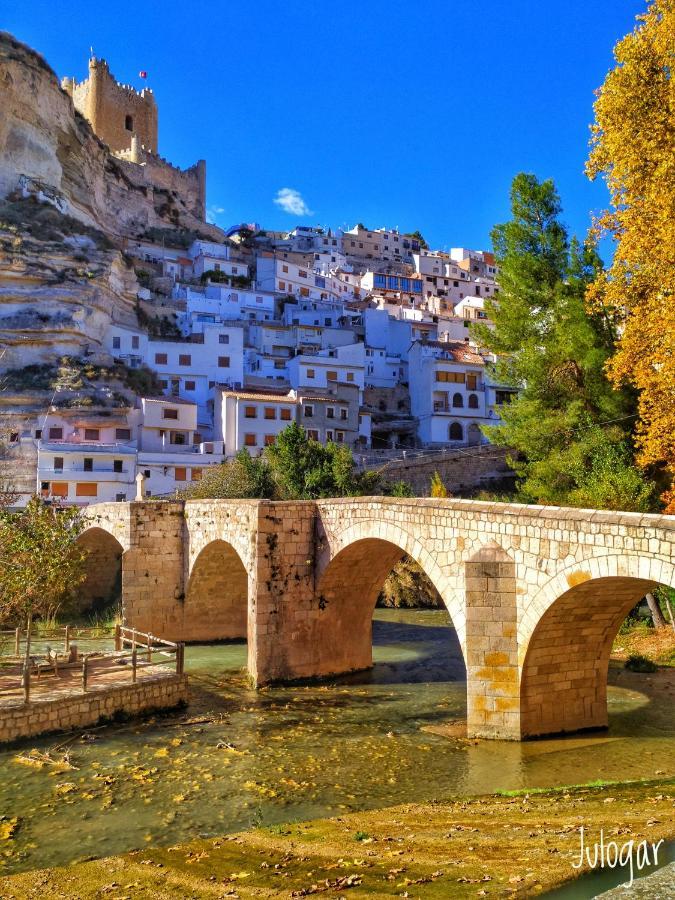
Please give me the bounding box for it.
[326,430,334,441]
[83,458,93,472]
[244,406,257,419]
[336,431,345,442]
[179,354,192,366]
[244,433,257,447]
[175,467,187,482]
[264,434,275,446]
[51,483,68,498]
[144,470,151,479]
[76,482,97,497]
[54,457,64,471]
[436,371,466,383]
[125,114,134,132]
[115,493,126,502]
[231,267,238,275]
[84,428,100,441]
[219,334,229,344]
[278,281,286,291]
[466,373,478,390]
[170,432,186,445]
[49,427,63,440]
[327,371,338,381]
[191,467,202,481]
[35,429,42,439]
[304,405,314,418]
[116,428,131,440]
[495,390,514,406]
[340,408,348,420]
[155,353,168,365]
[346,373,355,382]
[112,336,121,349]
[132,336,140,349]
[163,408,179,420]
[452,393,464,408]
[280,408,292,421]
[449,422,463,441]
[264,407,276,420]
[113,459,123,473]
[327,407,335,419]
[306,429,319,440]
[218,356,230,367]
[281,264,289,273]
[306,369,315,379]
[468,393,479,409]
[185,380,196,391]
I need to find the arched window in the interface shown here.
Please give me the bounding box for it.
[468,393,479,409]
[449,422,463,441]
[452,392,464,408]
[125,114,134,132]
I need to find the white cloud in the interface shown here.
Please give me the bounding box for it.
[206,205,226,223]
[274,187,313,217]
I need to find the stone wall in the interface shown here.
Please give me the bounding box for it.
[0,673,188,745]
[376,446,514,496]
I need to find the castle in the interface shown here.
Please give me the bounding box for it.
[62,57,206,221]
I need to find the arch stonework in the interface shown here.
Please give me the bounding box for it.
[82,498,675,741]
[75,527,125,613]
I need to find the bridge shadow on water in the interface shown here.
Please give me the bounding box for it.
[334,615,466,687]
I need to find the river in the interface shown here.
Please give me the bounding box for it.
[0,608,673,876]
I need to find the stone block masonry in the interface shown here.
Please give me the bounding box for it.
[81,498,675,741]
[0,674,188,745]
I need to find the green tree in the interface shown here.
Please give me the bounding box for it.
[378,556,443,608]
[406,230,429,250]
[264,422,379,500]
[472,173,656,511]
[181,450,275,500]
[0,499,87,658]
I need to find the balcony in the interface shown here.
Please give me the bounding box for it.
[38,467,133,481]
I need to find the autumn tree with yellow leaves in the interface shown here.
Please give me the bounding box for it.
[586,0,675,509]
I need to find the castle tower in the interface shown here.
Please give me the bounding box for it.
[64,57,158,155]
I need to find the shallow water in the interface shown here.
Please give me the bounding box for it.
[0,609,673,875]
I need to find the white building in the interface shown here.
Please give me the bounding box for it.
[215,388,296,457]
[288,343,366,400]
[408,341,497,447]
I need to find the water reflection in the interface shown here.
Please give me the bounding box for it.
[0,609,672,876]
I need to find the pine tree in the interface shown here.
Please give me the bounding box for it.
[472,173,656,511]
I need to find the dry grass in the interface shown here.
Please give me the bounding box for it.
[613,625,675,667]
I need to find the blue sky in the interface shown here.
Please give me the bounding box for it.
[6,0,641,254]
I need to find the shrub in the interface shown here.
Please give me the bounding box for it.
[624,653,658,673]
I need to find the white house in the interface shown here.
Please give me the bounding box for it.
[408,341,496,447]
[288,343,366,400]
[214,388,296,457]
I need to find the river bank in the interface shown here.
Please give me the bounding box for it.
[1,778,673,898]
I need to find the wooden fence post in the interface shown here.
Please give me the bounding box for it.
[132,648,138,684]
[64,625,70,654]
[147,634,153,664]
[82,656,88,693]
[22,662,30,705]
[114,623,121,652]
[176,643,184,675]
[15,628,20,658]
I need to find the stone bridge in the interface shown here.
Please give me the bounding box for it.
[79,498,675,741]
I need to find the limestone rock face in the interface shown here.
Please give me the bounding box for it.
[0,226,138,370]
[0,31,221,241]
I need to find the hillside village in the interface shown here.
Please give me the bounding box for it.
[1,36,516,506]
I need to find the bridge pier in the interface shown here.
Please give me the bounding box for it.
[465,544,520,740]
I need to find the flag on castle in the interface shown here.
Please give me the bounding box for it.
[139,70,147,79]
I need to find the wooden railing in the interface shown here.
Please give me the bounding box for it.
[0,625,184,706]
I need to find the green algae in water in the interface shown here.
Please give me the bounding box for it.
[0,608,673,875]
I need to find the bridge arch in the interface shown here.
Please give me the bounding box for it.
[75,526,126,614]
[183,539,249,642]
[518,554,675,737]
[316,519,465,677]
